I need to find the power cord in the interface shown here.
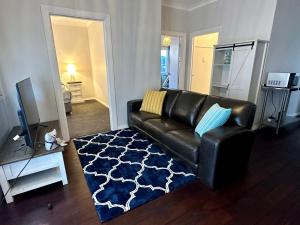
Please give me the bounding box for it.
[270,90,277,119]
[0,149,34,206]
[0,126,40,206]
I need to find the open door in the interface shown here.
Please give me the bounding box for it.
[190,32,219,94]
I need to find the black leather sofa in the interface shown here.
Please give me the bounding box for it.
[127,89,256,189]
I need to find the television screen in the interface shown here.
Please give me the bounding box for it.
[16,78,40,148]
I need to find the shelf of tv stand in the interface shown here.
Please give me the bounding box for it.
[9,168,62,196]
[0,120,68,204]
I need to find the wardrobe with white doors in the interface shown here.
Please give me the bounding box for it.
[210,40,269,104]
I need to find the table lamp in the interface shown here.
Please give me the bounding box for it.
[67,64,76,81]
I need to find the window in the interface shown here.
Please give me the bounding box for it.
[160,47,170,88]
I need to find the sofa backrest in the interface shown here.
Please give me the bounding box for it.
[170,91,207,127]
[160,88,181,117]
[195,95,256,129]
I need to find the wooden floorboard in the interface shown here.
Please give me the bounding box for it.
[0,125,300,225]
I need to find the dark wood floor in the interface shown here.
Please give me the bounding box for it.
[0,125,300,225]
[67,100,110,138]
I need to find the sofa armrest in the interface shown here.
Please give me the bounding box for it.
[127,99,143,113]
[127,99,143,126]
[198,126,255,189]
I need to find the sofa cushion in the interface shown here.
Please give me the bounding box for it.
[143,118,190,140]
[140,90,167,115]
[130,111,160,128]
[164,129,201,164]
[195,103,232,137]
[160,89,181,117]
[170,91,207,127]
[196,96,256,129]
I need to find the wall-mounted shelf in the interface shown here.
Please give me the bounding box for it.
[212,84,229,89]
[215,48,233,51]
[213,64,231,67]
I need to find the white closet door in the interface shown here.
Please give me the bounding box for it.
[191,46,215,94]
[227,46,256,100]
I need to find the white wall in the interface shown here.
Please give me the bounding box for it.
[188,0,277,43]
[109,0,161,126]
[0,81,9,200]
[0,79,10,146]
[162,1,277,90]
[51,23,95,99]
[0,98,10,146]
[264,0,300,116]
[188,1,221,34]
[187,0,277,90]
[161,6,188,33]
[0,0,161,128]
[88,21,109,107]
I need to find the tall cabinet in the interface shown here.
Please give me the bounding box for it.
[210,40,269,104]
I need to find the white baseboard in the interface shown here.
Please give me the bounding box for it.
[117,124,129,130]
[72,99,85,104]
[82,97,92,101]
[84,97,109,108]
[95,98,110,108]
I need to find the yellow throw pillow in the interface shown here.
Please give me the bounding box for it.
[140,90,167,115]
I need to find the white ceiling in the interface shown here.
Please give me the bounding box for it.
[162,0,217,11]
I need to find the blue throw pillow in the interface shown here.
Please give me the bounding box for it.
[195,103,232,137]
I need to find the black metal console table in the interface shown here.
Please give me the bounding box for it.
[259,85,300,134]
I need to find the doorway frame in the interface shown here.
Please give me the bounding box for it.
[41,5,117,141]
[187,26,221,92]
[161,31,187,90]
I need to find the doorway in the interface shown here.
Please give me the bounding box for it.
[189,32,219,94]
[160,32,186,90]
[42,6,117,141]
[161,35,180,89]
[50,16,110,138]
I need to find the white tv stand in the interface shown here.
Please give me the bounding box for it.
[0,121,68,203]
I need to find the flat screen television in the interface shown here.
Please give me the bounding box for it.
[16,78,40,148]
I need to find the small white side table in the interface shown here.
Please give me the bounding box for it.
[67,81,84,104]
[0,122,68,204]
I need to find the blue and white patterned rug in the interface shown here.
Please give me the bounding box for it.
[73,128,196,222]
